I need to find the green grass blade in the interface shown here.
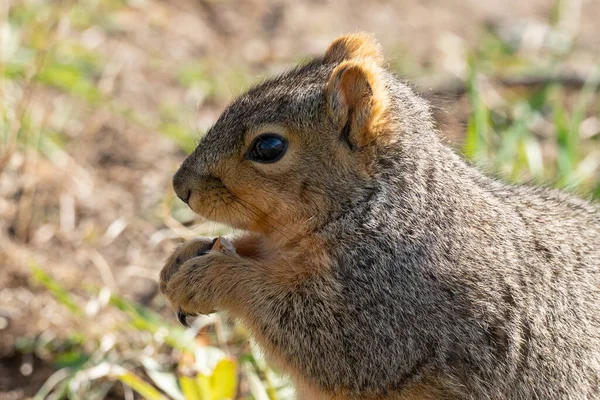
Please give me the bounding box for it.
[31,264,82,315]
[464,56,490,163]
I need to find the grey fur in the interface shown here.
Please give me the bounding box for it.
[172,49,600,399]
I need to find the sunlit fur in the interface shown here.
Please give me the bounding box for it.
[162,33,600,399]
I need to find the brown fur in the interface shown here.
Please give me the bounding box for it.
[324,32,385,65]
[327,59,392,149]
[161,33,600,399]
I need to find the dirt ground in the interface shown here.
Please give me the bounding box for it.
[1,0,599,398]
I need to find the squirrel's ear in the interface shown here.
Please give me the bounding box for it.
[326,59,391,149]
[323,32,384,65]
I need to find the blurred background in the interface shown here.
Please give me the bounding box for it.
[0,0,598,399]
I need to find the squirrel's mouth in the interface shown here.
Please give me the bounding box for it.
[188,184,246,229]
[188,184,303,241]
[187,181,269,233]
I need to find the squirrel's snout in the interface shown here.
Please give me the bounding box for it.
[173,161,224,207]
[179,189,192,205]
[173,166,195,205]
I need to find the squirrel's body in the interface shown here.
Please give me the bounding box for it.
[160,34,600,399]
[317,144,600,398]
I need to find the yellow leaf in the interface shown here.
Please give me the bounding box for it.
[117,371,167,400]
[195,373,211,400]
[209,358,237,400]
[179,375,201,400]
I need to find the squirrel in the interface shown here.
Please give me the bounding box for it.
[159,33,600,399]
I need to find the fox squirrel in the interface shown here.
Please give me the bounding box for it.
[159,33,600,399]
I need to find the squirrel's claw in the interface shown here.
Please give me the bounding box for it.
[177,309,190,328]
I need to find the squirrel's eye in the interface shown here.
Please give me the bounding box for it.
[245,134,288,163]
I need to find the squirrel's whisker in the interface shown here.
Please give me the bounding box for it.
[230,197,294,242]
[226,192,297,240]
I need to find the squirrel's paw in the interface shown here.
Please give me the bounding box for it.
[159,237,217,294]
[160,237,239,326]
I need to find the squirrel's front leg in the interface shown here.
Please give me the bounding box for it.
[159,234,263,321]
[163,247,247,316]
[159,237,216,295]
[161,235,340,397]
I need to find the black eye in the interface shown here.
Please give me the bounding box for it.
[245,134,288,163]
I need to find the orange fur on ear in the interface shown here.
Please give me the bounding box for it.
[324,32,385,65]
[326,59,391,148]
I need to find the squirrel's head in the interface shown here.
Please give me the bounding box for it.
[173,33,434,241]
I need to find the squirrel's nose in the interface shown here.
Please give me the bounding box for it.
[172,166,195,205]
